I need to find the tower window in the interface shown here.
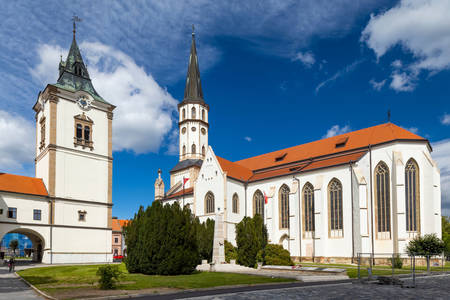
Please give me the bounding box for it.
[192,107,196,119]
[39,116,46,151]
[76,124,83,140]
[202,145,205,156]
[74,113,94,149]
[191,144,196,154]
[182,109,186,120]
[78,210,87,221]
[183,145,186,156]
[202,109,205,121]
[84,126,90,141]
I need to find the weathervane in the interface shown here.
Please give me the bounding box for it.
[72,15,82,38]
[192,24,195,36]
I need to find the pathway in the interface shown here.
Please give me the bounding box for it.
[0,261,43,300]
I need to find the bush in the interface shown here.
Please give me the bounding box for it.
[263,244,294,266]
[97,265,121,289]
[391,254,403,269]
[235,215,268,268]
[225,240,237,263]
[124,201,199,275]
[195,218,215,263]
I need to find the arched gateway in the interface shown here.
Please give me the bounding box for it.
[0,226,47,262]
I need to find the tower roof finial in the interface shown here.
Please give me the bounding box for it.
[183,25,204,102]
[72,15,82,39]
[192,24,195,36]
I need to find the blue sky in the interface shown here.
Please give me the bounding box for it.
[0,0,449,219]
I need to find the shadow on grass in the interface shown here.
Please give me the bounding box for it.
[21,276,57,285]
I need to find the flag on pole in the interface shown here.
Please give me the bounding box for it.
[264,191,268,204]
[183,177,189,186]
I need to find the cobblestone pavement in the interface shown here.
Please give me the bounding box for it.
[187,274,450,300]
[0,264,42,300]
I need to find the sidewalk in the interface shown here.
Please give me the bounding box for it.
[0,263,42,300]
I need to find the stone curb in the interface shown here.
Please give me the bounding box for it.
[14,271,57,300]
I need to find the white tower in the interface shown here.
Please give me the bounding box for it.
[178,27,209,161]
[33,21,115,263]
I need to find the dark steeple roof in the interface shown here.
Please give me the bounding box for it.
[54,21,109,104]
[183,27,204,102]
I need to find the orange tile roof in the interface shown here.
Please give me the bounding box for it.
[235,123,426,171]
[112,219,130,231]
[165,187,194,199]
[216,123,426,182]
[216,156,253,181]
[0,173,48,197]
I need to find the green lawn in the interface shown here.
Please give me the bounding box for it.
[18,263,294,298]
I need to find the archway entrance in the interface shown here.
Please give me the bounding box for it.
[1,228,45,263]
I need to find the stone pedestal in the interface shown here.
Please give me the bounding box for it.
[212,213,225,264]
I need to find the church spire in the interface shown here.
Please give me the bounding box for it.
[183,25,204,102]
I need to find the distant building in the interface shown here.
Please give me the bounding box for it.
[112,218,128,257]
[0,233,32,257]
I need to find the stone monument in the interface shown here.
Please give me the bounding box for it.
[212,212,225,264]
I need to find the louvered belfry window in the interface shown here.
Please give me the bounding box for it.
[303,182,315,236]
[279,185,290,229]
[328,178,343,237]
[375,162,391,238]
[253,190,264,219]
[405,159,420,233]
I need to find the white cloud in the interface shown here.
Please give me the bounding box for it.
[293,51,315,67]
[315,60,363,94]
[29,44,68,84]
[31,42,178,154]
[362,0,450,91]
[322,125,351,139]
[244,136,252,142]
[441,113,450,125]
[432,139,450,216]
[0,110,34,171]
[390,71,416,92]
[400,126,419,134]
[369,78,386,91]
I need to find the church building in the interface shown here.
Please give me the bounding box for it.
[157,31,442,262]
[0,22,114,263]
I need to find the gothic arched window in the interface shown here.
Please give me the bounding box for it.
[279,184,290,229]
[202,109,205,121]
[182,145,186,156]
[328,178,343,237]
[191,107,196,119]
[253,190,264,219]
[202,145,205,156]
[405,159,420,233]
[205,191,215,214]
[232,193,239,214]
[303,182,315,237]
[375,162,391,238]
[76,124,83,140]
[182,109,186,120]
[191,144,196,154]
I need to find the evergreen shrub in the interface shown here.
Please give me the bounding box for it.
[224,240,237,263]
[124,201,199,275]
[263,244,294,266]
[97,265,121,289]
[235,214,268,268]
[195,218,215,262]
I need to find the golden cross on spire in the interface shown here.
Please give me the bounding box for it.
[72,15,82,38]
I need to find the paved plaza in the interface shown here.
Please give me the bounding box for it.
[185,274,450,300]
[0,263,42,300]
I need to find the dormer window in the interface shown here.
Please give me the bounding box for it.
[335,137,348,148]
[74,64,82,76]
[74,113,94,150]
[275,153,287,162]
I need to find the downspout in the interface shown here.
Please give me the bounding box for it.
[244,182,248,217]
[350,162,355,264]
[369,145,375,264]
[293,176,301,262]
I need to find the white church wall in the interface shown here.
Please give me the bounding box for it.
[225,178,246,245]
[53,201,108,228]
[195,148,225,224]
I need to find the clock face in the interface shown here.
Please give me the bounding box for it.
[77,96,92,110]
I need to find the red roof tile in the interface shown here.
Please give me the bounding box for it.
[112,219,130,231]
[216,156,253,181]
[0,173,48,197]
[235,123,426,171]
[165,187,194,199]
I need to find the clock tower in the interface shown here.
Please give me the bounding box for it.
[33,21,115,263]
